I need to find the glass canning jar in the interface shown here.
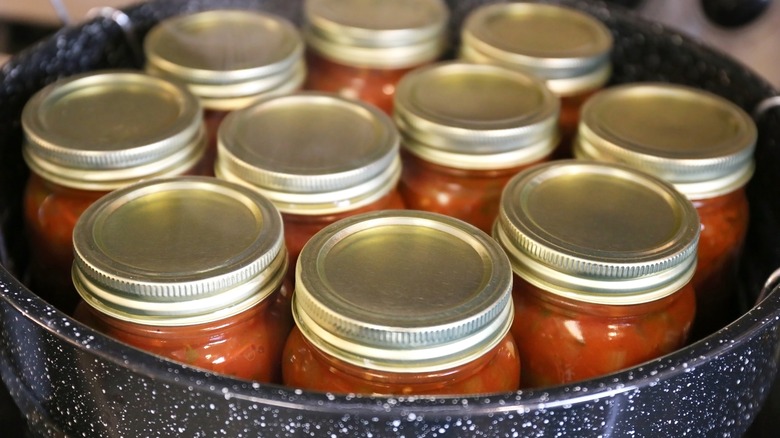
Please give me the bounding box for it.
[144,10,305,174]
[72,177,292,383]
[494,161,700,388]
[302,0,449,114]
[215,92,404,282]
[460,2,613,157]
[22,71,206,314]
[282,210,520,395]
[393,61,560,234]
[574,83,756,340]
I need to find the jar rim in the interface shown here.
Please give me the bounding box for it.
[293,210,514,372]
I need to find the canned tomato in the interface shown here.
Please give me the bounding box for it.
[394,61,560,233]
[302,0,449,114]
[215,92,404,282]
[22,71,206,313]
[460,2,612,157]
[494,161,699,388]
[144,9,305,173]
[282,210,520,395]
[72,177,292,383]
[574,83,756,340]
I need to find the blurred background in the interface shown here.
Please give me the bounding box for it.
[1,0,779,88]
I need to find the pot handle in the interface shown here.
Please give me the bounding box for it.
[48,0,71,25]
[85,6,144,66]
[757,266,780,303]
[753,96,780,119]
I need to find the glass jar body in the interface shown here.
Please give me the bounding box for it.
[281,189,405,279]
[510,277,696,388]
[557,89,601,158]
[24,174,110,314]
[690,187,750,339]
[282,326,520,395]
[304,51,425,114]
[24,164,207,314]
[74,283,293,383]
[203,109,231,176]
[398,150,549,233]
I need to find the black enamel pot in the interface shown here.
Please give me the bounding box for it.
[2,0,780,436]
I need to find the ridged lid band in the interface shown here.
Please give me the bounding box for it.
[304,26,446,68]
[147,59,306,111]
[217,155,402,214]
[460,43,611,96]
[303,0,448,68]
[494,222,697,305]
[293,294,513,373]
[24,126,206,190]
[398,129,558,170]
[74,250,287,326]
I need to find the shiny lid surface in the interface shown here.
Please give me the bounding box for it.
[22,71,205,190]
[575,83,757,199]
[144,10,305,110]
[294,210,514,372]
[72,177,287,325]
[495,161,699,305]
[216,92,400,214]
[303,0,448,68]
[460,2,612,95]
[394,62,559,169]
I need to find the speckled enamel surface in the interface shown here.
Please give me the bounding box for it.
[2,1,780,436]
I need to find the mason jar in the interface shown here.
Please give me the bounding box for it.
[494,161,700,388]
[574,83,756,340]
[460,2,613,157]
[215,92,405,282]
[22,71,206,314]
[302,0,449,114]
[144,9,305,173]
[282,210,520,395]
[394,61,560,233]
[72,177,292,383]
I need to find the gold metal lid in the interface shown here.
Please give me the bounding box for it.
[303,0,449,68]
[72,176,287,326]
[460,2,612,96]
[494,160,700,305]
[144,10,305,110]
[575,83,757,199]
[216,92,401,215]
[294,210,514,373]
[22,70,205,190]
[393,61,560,169]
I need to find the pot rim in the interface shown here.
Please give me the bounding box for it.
[2,264,778,413]
[1,0,780,420]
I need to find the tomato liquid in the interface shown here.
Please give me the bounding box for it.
[690,188,750,340]
[282,326,521,396]
[398,150,547,234]
[281,190,405,282]
[74,284,293,383]
[303,51,424,115]
[511,279,696,388]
